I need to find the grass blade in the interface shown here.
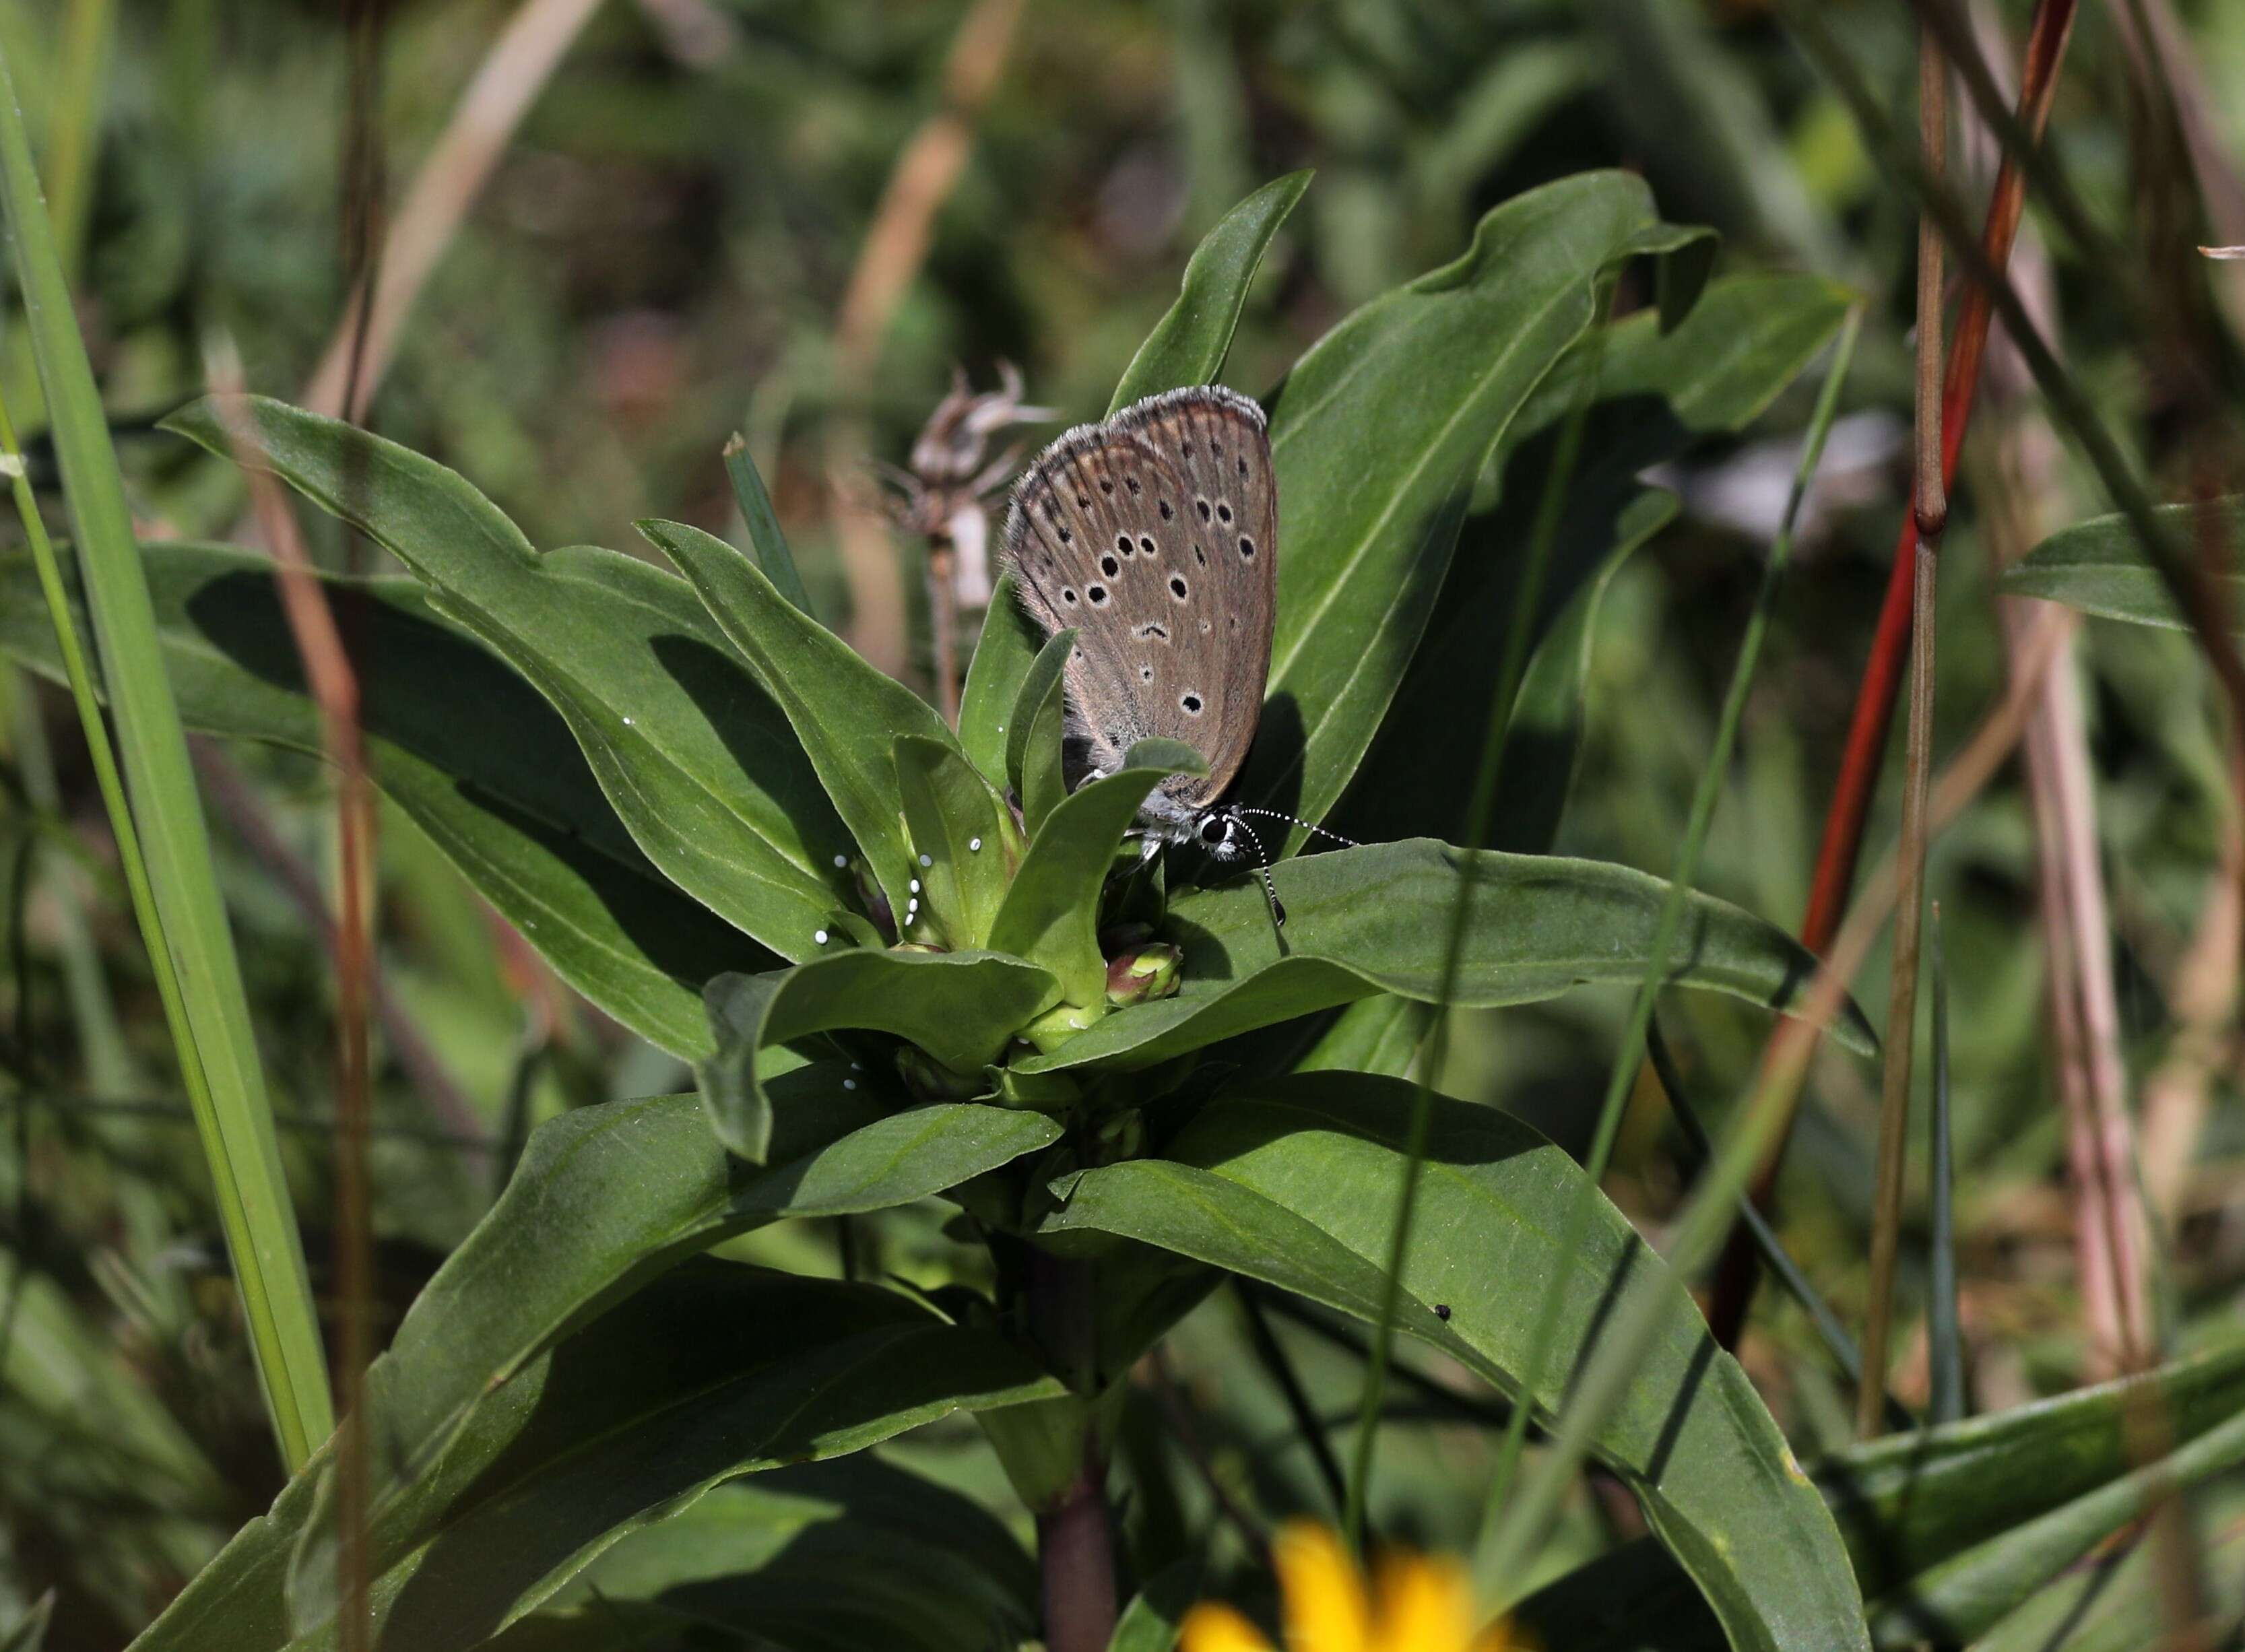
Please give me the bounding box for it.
[1646,1018,1914,1434]
[0,46,332,1466]
[1476,303,1866,1583]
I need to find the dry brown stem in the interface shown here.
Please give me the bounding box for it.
[825,0,1027,676]
[303,0,606,420]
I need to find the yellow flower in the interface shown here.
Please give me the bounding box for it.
[1179,1523,1524,1652]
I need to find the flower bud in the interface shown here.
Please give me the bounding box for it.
[1105,941,1181,1007]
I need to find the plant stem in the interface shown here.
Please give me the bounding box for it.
[1927,904,1963,1426]
[1025,1248,1115,1652]
[1709,0,2078,1349]
[1857,24,1948,1442]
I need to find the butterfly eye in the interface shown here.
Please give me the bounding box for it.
[1199,815,1228,845]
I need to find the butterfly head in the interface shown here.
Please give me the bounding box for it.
[1194,807,1256,865]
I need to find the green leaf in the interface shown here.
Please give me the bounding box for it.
[1042,1074,1868,1652]
[703,952,1061,1150]
[987,739,1206,1008]
[1997,496,2245,631]
[0,1594,52,1652]
[1007,627,1076,835]
[161,397,852,964]
[135,1263,1062,1652]
[723,432,815,618]
[3,94,333,1463]
[509,1456,1039,1652]
[958,585,1041,788]
[1510,1335,2245,1651]
[640,516,960,923]
[1291,993,1431,1077]
[1247,172,1714,838]
[1972,1488,2245,1652]
[1016,839,1868,1073]
[0,542,760,1059]
[1106,1558,1208,1652]
[894,734,1016,950]
[1339,273,1855,851]
[261,1086,1055,1648]
[1108,170,1312,414]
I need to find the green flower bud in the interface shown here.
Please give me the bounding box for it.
[1105,941,1181,1007]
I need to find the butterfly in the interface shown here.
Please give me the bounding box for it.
[1000,385,1277,866]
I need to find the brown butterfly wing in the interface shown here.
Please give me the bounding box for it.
[1000,386,1274,812]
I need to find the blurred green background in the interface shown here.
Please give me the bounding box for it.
[7,0,2245,1644]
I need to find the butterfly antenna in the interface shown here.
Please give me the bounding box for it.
[1227,812,1288,934]
[1235,806,1363,851]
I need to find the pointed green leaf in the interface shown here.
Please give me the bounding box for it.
[0,541,760,1059]
[1108,169,1313,414]
[1997,496,2245,631]
[1008,627,1076,835]
[988,739,1206,1007]
[1017,838,1868,1072]
[894,733,1016,950]
[1249,173,1714,837]
[640,516,959,921]
[138,1264,1062,1652]
[160,397,851,962]
[722,433,815,617]
[1043,1075,1869,1652]
[960,585,1043,788]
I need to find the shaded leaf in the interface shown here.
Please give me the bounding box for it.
[1018,838,1868,1073]
[265,1086,1055,1649]
[1043,1074,1868,1652]
[1247,172,1713,839]
[1109,170,1313,415]
[137,1264,1061,1652]
[161,398,851,962]
[1339,273,1854,851]
[1008,627,1076,836]
[958,586,1041,788]
[641,517,958,922]
[507,1456,1038,1652]
[1291,993,1431,1078]
[0,542,753,1059]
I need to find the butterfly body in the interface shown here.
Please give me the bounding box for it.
[1000,385,1276,863]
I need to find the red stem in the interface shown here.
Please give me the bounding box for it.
[1709,0,2081,1348]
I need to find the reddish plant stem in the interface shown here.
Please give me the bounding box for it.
[1024,1249,1115,1652]
[1708,0,2080,1349]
